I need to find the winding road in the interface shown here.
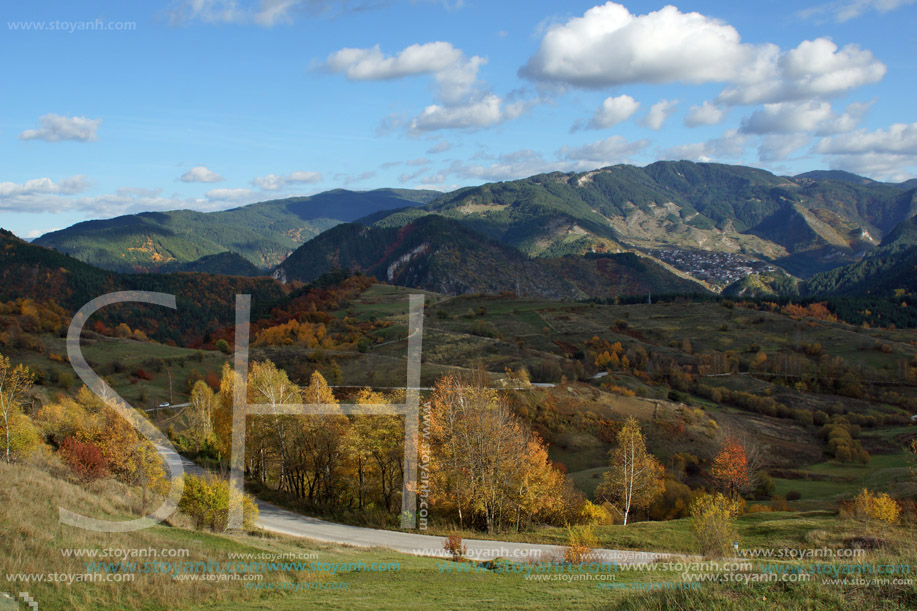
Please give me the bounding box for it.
[160,446,682,564]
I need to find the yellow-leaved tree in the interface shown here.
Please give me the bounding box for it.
[596,416,665,525]
[0,353,38,464]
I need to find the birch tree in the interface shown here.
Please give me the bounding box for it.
[597,417,664,525]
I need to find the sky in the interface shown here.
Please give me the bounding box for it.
[1,0,916,239]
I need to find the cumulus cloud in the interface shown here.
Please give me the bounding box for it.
[0,176,90,201]
[800,0,916,22]
[322,40,528,133]
[323,42,464,80]
[717,38,885,105]
[758,134,812,161]
[660,129,750,162]
[815,122,917,181]
[251,170,323,190]
[640,99,678,130]
[180,166,224,183]
[558,135,650,164]
[740,101,835,134]
[519,3,886,114]
[409,95,527,133]
[580,95,640,130]
[816,122,917,155]
[0,175,269,217]
[684,101,725,127]
[19,114,101,142]
[520,3,750,88]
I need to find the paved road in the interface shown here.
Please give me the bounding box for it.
[159,446,681,564]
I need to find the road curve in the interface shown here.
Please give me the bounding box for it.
[160,446,681,565]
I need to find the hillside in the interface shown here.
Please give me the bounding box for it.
[0,228,285,344]
[33,188,438,273]
[274,215,706,299]
[366,161,917,279]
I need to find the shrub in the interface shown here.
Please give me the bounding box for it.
[852,489,900,525]
[786,490,802,501]
[690,493,742,557]
[769,495,790,511]
[59,436,108,482]
[443,535,467,562]
[179,473,259,531]
[563,526,596,564]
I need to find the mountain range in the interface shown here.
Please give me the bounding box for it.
[18,161,917,302]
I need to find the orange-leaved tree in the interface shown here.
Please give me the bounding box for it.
[711,437,750,499]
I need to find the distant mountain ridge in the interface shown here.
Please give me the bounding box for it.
[361,161,916,280]
[33,188,438,273]
[30,162,917,289]
[275,215,706,300]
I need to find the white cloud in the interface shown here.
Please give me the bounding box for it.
[409,95,526,132]
[445,150,570,182]
[254,0,300,26]
[740,101,834,134]
[180,165,224,183]
[718,38,885,105]
[520,3,750,88]
[584,95,640,130]
[0,176,90,201]
[205,187,257,202]
[251,170,323,190]
[758,134,812,161]
[815,122,917,181]
[684,101,725,127]
[558,135,649,165]
[519,3,886,115]
[19,114,101,142]
[168,0,243,25]
[640,99,678,130]
[333,171,377,185]
[324,42,464,80]
[660,129,750,162]
[816,122,917,155]
[800,0,916,22]
[427,140,452,154]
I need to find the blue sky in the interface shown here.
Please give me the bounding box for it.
[2,0,916,238]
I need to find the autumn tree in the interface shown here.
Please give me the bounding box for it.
[596,416,665,525]
[691,493,742,557]
[0,353,36,463]
[287,371,347,506]
[187,379,216,450]
[711,437,750,499]
[344,389,404,512]
[428,375,566,533]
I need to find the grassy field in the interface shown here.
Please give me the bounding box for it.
[4,460,915,610]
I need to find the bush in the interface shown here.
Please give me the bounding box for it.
[769,495,790,511]
[443,535,467,562]
[179,473,259,531]
[786,490,802,501]
[59,437,108,482]
[563,526,596,564]
[852,489,900,525]
[690,493,742,557]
